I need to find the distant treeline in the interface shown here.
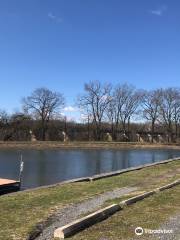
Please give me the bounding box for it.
[0,81,180,142]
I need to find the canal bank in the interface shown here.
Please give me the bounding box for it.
[1,146,180,189]
[0,159,179,240]
[0,141,180,150]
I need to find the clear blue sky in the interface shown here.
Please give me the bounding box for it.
[0,0,180,120]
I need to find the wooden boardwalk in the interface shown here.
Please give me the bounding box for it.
[0,178,20,195]
[0,178,17,185]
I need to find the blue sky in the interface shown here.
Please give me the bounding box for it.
[0,0,180,121]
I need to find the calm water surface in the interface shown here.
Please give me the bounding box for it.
[0,148,180,189]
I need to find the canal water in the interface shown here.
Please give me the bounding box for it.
[0,148,180,189]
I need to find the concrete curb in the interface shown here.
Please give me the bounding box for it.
[120,179,180,207]
[53,179,180,239]
[120,190,155,206]
[156,179,180,192]
[54,204,121,239]
[89,157,180,181]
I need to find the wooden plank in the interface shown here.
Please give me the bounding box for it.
[0,178,20,195]
[54,179,180,239]
[54,204,121,239]
[0,178,17,186]
[120,191,155,206]
[157,179,180,191]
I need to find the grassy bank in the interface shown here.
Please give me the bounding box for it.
[70,185,180,240]
[0,141,180,150]
[0,160,179,240]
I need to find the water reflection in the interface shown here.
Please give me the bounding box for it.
[0,148,179,189]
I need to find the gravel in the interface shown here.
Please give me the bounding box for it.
[151,213,180,240]
[34,186,137,240]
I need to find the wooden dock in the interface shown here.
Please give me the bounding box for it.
[0,178,20,195]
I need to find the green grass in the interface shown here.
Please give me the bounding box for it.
[70,185,180,240]
[0,160,180,240]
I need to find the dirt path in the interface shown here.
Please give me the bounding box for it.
[34,186,137,240]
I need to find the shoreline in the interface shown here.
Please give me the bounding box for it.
[1,159,179,240]
[17,157,179,194]
[0,141,180,150]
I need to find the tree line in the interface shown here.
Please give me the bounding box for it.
[0,81,180,142]
[78,80,180,142]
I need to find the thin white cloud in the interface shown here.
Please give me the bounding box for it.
[63,106,77,112]
[80,113,93,122]
[48,12,56,19]
[150,5,168,16]
[59,113,76,121]
[48,12,63,23]
[151,10,163,16]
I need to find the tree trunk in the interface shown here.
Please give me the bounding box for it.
[122,120,126,133]
[168,121,172,143]
[114,121,119,141]
[41,119,47,141]
[111,122,114,140]
[42,127,46,141]
[151,120,155,143]
[127,117,130,141]
[97,125,101,141]
[87,116,90,141]
[175,120,178,141]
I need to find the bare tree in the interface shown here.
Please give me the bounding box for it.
[107,84,143,139]
[78,80,112,140]
[106,97,116,139]
[22,88,65,140]
[159,88,179,142]
[0,110,9,125]
[80,110,94,141]
[120,88,143,133]
[142,89,161,142]
[174,92,180,138]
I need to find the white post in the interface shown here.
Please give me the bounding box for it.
[19,154,24,188]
